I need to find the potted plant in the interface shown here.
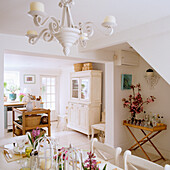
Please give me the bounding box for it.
[4,82,7,102]
[6,85,20,101]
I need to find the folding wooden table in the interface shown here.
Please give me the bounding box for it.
[123,120,167,162]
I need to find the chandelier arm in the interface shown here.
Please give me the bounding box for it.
[42,29,54,42]
[79,39,87,48]
[49,17,60,34]
[80,22,94,37]
[81,21,114,37]
[28,28,54,45]
[33,15,51,27]
[61,6,66,27]
[67,5,74,27]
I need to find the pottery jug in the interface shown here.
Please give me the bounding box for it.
[26,102,33,112]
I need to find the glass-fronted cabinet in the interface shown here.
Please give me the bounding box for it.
[68,70,102,138]
[71,79,79,99]
[81,78,89,100]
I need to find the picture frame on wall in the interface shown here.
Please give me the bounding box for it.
[24,74,36,84]
[121,74,132,90]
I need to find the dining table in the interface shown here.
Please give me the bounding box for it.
[0,135,123,170]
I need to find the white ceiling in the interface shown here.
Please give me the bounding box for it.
[0,0,170,37]
[2,0,170,69]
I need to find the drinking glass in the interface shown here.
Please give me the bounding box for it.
[16,137,26,166]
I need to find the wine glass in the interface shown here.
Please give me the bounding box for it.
[16,137,26,166]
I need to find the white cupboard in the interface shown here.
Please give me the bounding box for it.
[68,70,102,138]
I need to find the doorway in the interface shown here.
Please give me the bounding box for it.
[40,75,59,121]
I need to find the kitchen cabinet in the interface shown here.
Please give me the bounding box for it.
[68,70,102,138]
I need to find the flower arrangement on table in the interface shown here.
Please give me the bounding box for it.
[122,83,156,118]
[19,93,25,102]
[27,127,44,150]
[82,152,107,170]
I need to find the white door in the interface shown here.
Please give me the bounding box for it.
[40,76,59,121]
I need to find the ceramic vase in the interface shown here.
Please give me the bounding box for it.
[9,93,16,101]
[26,102,33,112]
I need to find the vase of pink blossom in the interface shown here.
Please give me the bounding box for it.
[27,127,44,150]
[122,83,156,119]
[82,152,107,170]
[19,93,25,102]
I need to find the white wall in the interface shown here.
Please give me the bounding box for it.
[114,56,170,158]
[114,64,138,149]
[59,67,73,115]
[0,50,4,136]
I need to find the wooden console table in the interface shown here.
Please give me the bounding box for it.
[12,108,51,137]
[123,120,167,162]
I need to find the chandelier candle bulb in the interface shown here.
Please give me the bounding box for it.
[80,33,88,40]
[27,30,38,36]
[30,2,44,12]
[104,15,116,24]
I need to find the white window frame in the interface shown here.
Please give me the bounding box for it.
[40,75,60,121]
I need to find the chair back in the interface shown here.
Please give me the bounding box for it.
[91,138,122,166]
[165,164,170,170]
[124,150,164,170]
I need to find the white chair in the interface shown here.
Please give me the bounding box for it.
[165,165,170,170]
[124,150,170,170]
[91,138,122,166]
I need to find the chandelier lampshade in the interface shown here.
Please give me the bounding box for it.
[26,0,117,56]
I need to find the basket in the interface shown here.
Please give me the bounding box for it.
[83,62,92,67]
[74,63,83,72]
[82,63,93,71]
[25,115,41,127]
[15,127,22,136]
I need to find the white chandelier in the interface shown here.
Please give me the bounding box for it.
[26,0,117,56]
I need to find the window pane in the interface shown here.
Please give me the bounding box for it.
[47,95,51,102]
[51,78,55,85]
[47,78,51,85]
[51,86,55,93]
[51,95,55,102]
[46,103,50,109]
[51,103,55,110]
[47,86,51,93]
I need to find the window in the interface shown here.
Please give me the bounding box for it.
[4,71,20,97]
[41,76,56,110]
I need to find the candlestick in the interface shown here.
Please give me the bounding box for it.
[30,2,44,12]
[27,30,38,36]
[104,16,116,24]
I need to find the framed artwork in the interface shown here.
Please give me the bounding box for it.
[121,74,132,90]
[24,74,36,84]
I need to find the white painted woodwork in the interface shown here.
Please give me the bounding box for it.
[68,70,102,137]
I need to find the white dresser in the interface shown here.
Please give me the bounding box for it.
[67,70,102,138]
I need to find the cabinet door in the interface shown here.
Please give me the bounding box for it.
[80,78,90,101]
[79,105,89,130]
[71,78,79,100]
[68,103,77,126]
